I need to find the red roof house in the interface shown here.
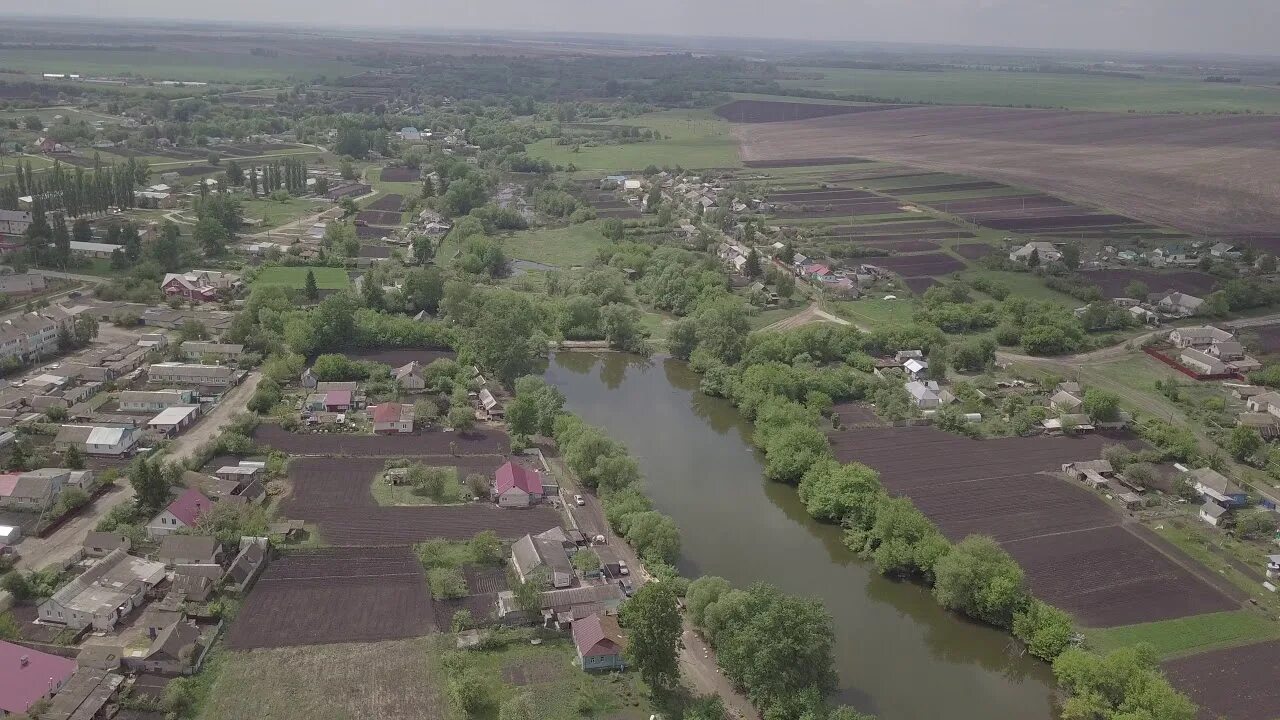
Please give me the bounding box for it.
[0,473,18,500]
[370,403,413,434]
[0,639,77,715]
[493,461,543,508]
[146,487,211,539]
[572,614,626,671]
[324,390,352,411]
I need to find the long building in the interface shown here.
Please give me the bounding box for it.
[147,362,239,387]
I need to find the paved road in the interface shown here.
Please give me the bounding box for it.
[14,371,262,572]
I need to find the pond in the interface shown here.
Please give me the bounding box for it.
[545,352,1057,720]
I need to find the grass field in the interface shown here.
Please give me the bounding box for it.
[829,296,917,329]
[253,266,350,290]
[200,639,444,720]
[241,197,327,230]
[955,269,1080,306]
[371,468,463,506]
[527,109,740,171]
[0,48,362,84]
[502,223,611,268]
[777,67,1280,114]
[1085,610,1280,659]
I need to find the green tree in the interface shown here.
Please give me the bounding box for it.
[447,668,489,715]
[932,535,1025,628]
[449,405,475,433]
[743,248,761,278]
[1237,511,1278,539]
[1053,645,1197,720]
[193,216,229,257]
[1227,424,1263,461]
[1081,389,1121,422]
[600,303,647,352]
[624,511,681,564]
[304,270,319,302]
[130,459,171,513]
[1012,599,1074,660]
[686,576,732,628]
[63,443,85,470]
[1061,242,1081,270]
[571,548,601,575]
[797,459,882,524]
[619,582,683,690]
[470,530,502,564]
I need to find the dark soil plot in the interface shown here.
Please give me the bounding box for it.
[358,245,393,259]
[226,546,436,650]
[888,181,1008,195]
[743,157,869,168]
[172,165,219,177]
[435,594,500,627]
[596,208,643,219]
[1078,269,1219,298]
[344,349,457,366]
[865,253,966,276]
[902,277,940,294]
[355,225,392,239]
[815,232,975,244]
[714,100,908,124]
[828,401,884,428]
[380,167,421,182]
[768,189,877,202]
[356,210,403,226]
[129,674,173,701]
[1007,525,1236,627]
[464,566,509,595]
[366,194,405,211]
[823,239,941,252]
[1164,641,1280,720]
[922,195,1077,215]
[1246,324,1280,354]
[982,215,1145,231]
[774,203,906,219]
[254,424,510,456]
[904,473,1113,543]
[823,221,966,235]
[953,243,994,260]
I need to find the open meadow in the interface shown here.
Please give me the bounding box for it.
[252,266,350,290]
[526,109,741,171]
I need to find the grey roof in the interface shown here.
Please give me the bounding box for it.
[539,583,623,610]
[1189,467,1243,496]
[146,620,200,662]
[83,532,130,552]
[157,535,220,561]
[1201,501,1229,518]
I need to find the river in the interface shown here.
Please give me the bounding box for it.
[545,352,1057,720]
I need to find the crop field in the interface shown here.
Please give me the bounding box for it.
[252,266,350,290]
[355,225,391,239]
[742,157,869,168]
[254,423,510,456]
[365,194,405,211]
[714,99,908,123]
[891,181,1008,195]
[355,210,403,226]
[202,638,445,720]
[1085,610,1280,658]
[830,426,1235,626]
[1244,324,1280,354]
[820,220,970,236]
[863,253,966,276]
[380,167,420,182]
[731,103,1280,236]
[1078,269,1220,298]
[902,277,939,294]
[952,243,994,260]
[226,546,437,650]
[359,245,393,259]
[1163,640,1280,720]
[279,456,561,546]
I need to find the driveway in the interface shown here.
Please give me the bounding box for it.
[14,371,262,572]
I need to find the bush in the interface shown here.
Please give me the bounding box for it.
[428,567,468,599]
[932,535,1026,629]
[1012,599,1074,660]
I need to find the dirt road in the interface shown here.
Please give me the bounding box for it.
[14,371,262,572]
[759,302,854,333]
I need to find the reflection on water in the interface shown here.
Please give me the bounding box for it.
[546,352,1057,720]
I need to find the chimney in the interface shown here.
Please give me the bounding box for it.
[20,654,29,667]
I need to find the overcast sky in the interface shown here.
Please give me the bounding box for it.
[22,0,1280,56]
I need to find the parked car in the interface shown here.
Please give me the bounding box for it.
[574,494,585,506]
[617,560,629,576]
[619,579,634,597]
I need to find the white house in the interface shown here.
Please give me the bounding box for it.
[86,426,139,456]
[493,461,544,508]
[1009,241,1060,264]
[146,487,211,539]
[1200,501,1230,527]
[1168,326,1233,349]
[37,548,166,630]
[905,380,941,409]
[1179,348,1229,376]
[903,358,928,380]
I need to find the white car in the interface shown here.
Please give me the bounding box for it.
[574,494,585,506]
[618,560,630,576]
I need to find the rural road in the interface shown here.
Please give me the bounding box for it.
[759,302,854,333]
[14,371,262,573]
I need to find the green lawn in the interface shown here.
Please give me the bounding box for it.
[370,467,464,506]
[252,266,349,290]
[1085,611,1280,659]
[777,67,1280,114]
[955,269,1080,307]
[527,109,741,171]
[0,48,362,84]
[502,223,611,268]
[828,296,917,329]
[241,197,327,230]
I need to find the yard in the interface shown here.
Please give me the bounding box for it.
[1084,610,1280,659]
[252,266,350,290]
[371,466,466,506]
[526,109,741,171]
[501,223,611,268]
[954,269,1081,307]
[240,196,328,230]
[200,638,446,720]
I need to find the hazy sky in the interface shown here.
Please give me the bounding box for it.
[23,0,1280,56]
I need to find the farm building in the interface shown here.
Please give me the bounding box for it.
[128,620,202,675]
[1238,413,1280,439]
[1189,467,1249,508]
[528,583,626,627]
[1179,348,1229,376]
[903,358,928,380]
[157,535,221,567]
[1200,501,1230,527]
[148,362,239,387]
[1049,390,1083,412]
[0,640,76,716]
[69,240,123,259]
[181,341,244,362]
[147,487,212,539]
[370,403,414,434]
[494,461,544,508]
[53,425,140,456]
[119,389,198,413]
[1151,290,1204,317]
[147,405,202,436]
[1042,414,1095,433]
[37,548,166,630]
[479,387,503,418]
[572,613,626,672]
[1168,326,1233,349]
[215,463,264,485]
[511,527,574,588]
[82,531,131,557]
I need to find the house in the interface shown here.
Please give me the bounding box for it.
[1179,348,1229,376]
[371,403,414,434]
[1206,340,1245,361]
[181,341,244,362]
[0,640,77,716]
[399,127,422,141]
[157,535,220,567]
[494,461,544,508]
[215,463,264,485]
[1009,241,1060,264]
[147,405,201,436]
[1042,414,1095,433]
[1061,459,1114,481]
[903,358,928,380]
[905,380,942,409]
[1238,412,1280,439]
[1,468,67,511]
[511,528,574,588]
[1228,384,1264,401]
[1209,242,1238,258]
[1168,326,1233,349]
[130,620,202,674]
[83,531,131,557]
[69,240,123,259]
[161,270,242,302]
[479,387,503,418]
[1200,501,1230,527]
[119,389,198,413]
[228,538,268,592]
[521,583,625,626]
[37,548,166,630]
[1267,554,1280,580]
[147,487,211,538]
[1189,467,1249,508]
[323,389,352,412]
[0,271,47,295]
[1248,391,1280,415]
[1129,305,1160,325]
[1152,290,1204,317]
[1049,390,1083,412]
[86,426,139,456]
[0,209,33,235]
[394,362,426,391]
[572,613,626,672]
[148,362,238,387]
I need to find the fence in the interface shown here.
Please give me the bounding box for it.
[1142,347,1243,382]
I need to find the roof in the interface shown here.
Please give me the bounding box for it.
[229,541,267,584]
[1201,501,1229,518]
[69,240,124,254]
[148,405,200,427]
[0,640,77,714]
[83,531,130,552]
[45,548,166,618]
[539,583,623,611]
[904,380,939,402]
[479,387,500,411]
[370,403,412,424]
[163,487,212,526]
[1189,467,1243,497]
[1173,326,1233,342]
[1239,413,1279,428]
[1050,390,1083,408]
[325,390,353,406]
[394,361,422,380]
[1180,348,1228,372]
[146,620,200,662]
[86,426,133,446]
[0,473,17,498]
[1065,459,1114,475]
[157,535,219,561]
[495,461,542,495]
[903,358,927,374]
[572,613,625,657]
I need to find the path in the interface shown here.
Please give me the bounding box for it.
[14,371,262,572]
[758,302,854,333]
